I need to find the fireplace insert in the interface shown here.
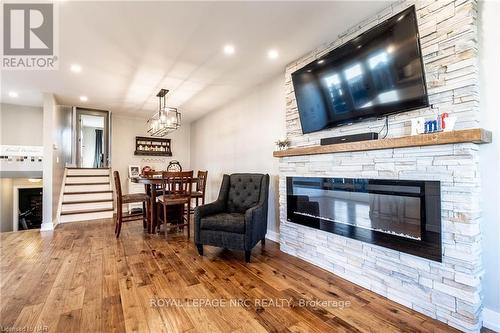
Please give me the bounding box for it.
[286,177,441,261]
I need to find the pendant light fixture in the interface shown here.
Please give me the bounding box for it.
[147,89,181,137]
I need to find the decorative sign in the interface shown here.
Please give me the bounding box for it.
[0,145,43,156]
[411,113,457,135]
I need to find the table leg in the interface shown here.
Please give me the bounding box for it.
[145,184,151,232]
[150,186,157,234]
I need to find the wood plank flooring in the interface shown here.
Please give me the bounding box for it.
[1,219,462,333]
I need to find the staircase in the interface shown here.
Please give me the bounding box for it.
[59,168,114,223]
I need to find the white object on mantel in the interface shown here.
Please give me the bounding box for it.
[410,117,426,135]
[444,116,457,132]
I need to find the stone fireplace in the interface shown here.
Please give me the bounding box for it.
[286,177,442,261]
[276,0,485,332]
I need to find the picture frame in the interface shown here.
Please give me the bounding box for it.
[128,165,140,178]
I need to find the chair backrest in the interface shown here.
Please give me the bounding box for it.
[161,171,193,196]
[143,170,162,178]
[227,173,265,213]
[196,170,208,193]
[113,171,123,213]
[143,170,163,189]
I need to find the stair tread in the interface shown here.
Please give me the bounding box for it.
[65,182,110,186]
[66,167,110,169]
[62,199,113,205]
[64,190,113,195]
[61,208,114,215]
[66,174,109,178]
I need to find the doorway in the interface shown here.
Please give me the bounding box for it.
[76,109,109,168]
[17,187,43,230]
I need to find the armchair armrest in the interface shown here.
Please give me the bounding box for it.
[195,200,225,219]
[194,174,231,245]
[244,202,268,249]
[243,174,269,249]
[194,200,226,244]
[244,203,266,225]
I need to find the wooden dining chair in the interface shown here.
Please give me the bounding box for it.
[157,171,193,238]
[143,170,163,191]
[190,170,208,213]
[113,171,149,238]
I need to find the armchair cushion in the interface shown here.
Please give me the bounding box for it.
[227,174,264,213]
[200,213,245,234]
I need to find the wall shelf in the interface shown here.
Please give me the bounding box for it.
[134,136,172,157]
[273,128,492,158]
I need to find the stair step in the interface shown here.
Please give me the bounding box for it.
[63,190,113,195]
[67,168,110,176]
[67,174,109,177]
[62,199,113,205]
[63,191,113,202]
[59,210,113,223]
[64,184,111,193]
[61,208,114,216]
[66,175,110,184]
[66,167,110,169]
[65,182,110,186]
[61,201,113,213]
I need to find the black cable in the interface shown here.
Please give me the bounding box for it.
[378,116,389,139]
[383,116,389,139]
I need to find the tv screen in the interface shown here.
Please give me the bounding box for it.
[292,6,429,134]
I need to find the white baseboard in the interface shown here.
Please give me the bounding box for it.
[484,307,500,332]
[40,222,54,231]
[266,230,280,243]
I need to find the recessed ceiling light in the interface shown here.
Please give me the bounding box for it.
[8,91,18,98]
[223,44,235,55]
[317,59,325,64]
[267,49,279,60]
[79,96,88,102]
[70,64,82,73]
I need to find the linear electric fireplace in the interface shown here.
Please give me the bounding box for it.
[287,177,442,261]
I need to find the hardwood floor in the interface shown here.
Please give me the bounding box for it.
[0,219,461,333]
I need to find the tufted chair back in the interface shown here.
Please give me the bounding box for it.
[227,174,265,213]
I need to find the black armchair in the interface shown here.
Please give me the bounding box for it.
[194,173,269,262]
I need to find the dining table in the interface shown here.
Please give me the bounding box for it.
[130,175,198,234]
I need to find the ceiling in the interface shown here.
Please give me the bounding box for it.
[1,1,392,122]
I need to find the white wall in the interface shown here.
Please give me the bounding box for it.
[111,114,191,192]
[41,95,71,230]
[479,0,500,329]
[0,103,43,145]
[52,105,72,224]
[42,94,55,230]
[190,75,286,233]
[0,178,13,232]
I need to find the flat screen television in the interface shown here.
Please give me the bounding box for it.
[292,6,429,134]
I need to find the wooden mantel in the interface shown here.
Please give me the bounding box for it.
[273,128,492,158]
